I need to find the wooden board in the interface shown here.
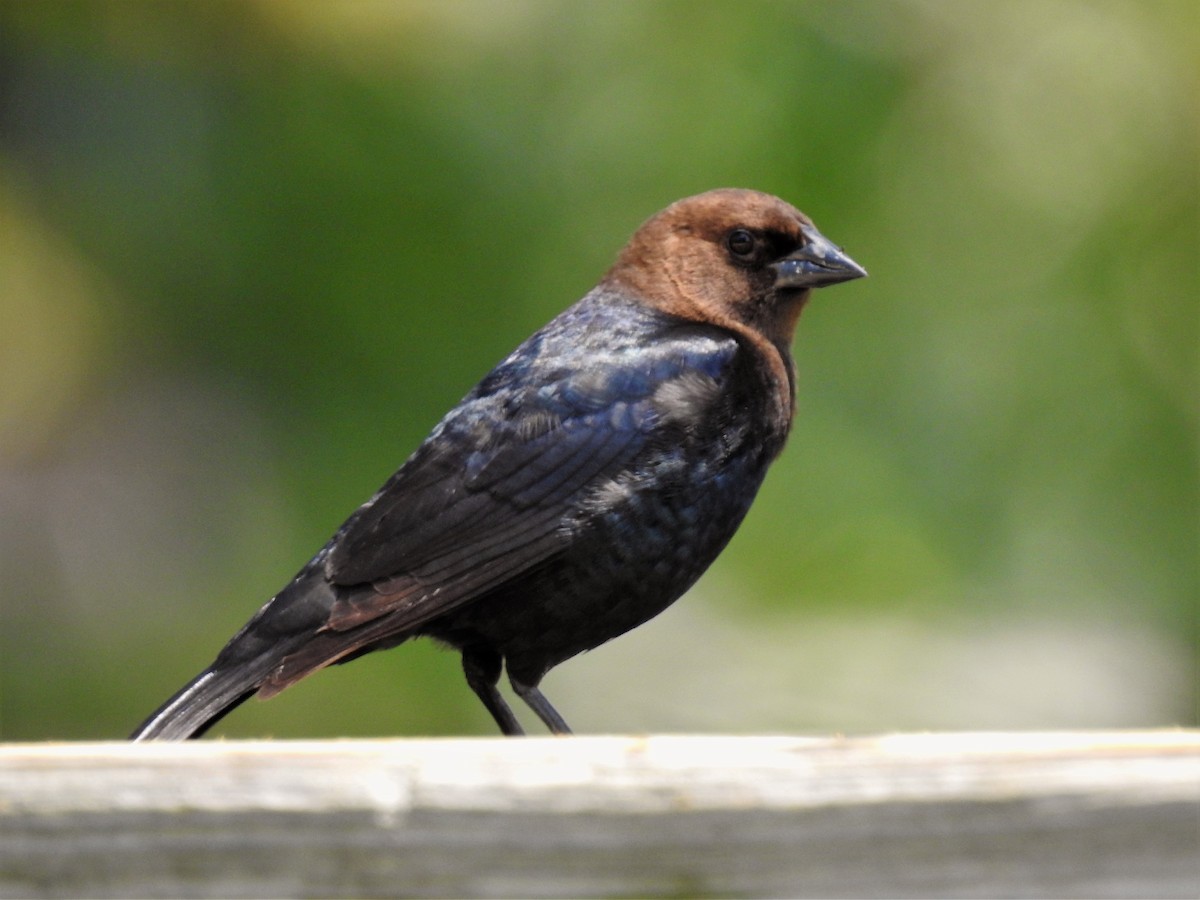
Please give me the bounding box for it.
[2,732,1197,898]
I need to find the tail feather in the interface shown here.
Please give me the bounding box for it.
[131,561,350,741]
[130,663,270,741]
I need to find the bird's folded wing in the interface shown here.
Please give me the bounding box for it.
[320,332,737,634]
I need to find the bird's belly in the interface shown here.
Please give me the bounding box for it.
[425,453,767,677]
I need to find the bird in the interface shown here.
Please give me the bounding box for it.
[130,188,866,740]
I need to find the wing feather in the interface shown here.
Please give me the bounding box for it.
[314,319,738,640]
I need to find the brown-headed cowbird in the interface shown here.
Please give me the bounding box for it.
[131,188,866,740]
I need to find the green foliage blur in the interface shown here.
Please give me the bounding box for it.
[0,1,1194,741]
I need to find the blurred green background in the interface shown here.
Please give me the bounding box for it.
[0,1,1194,741]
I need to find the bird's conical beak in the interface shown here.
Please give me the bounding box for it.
[772,224,867,290]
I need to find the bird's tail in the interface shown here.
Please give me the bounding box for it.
[131,561,339,741]
[129,664,265,741]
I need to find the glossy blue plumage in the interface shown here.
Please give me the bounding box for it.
[131,189,866,739]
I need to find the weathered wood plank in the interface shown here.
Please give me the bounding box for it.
[2,732,1197,898]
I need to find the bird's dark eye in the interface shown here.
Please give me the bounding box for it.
[726,228,757,259]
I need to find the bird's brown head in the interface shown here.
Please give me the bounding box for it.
[605,188,866,349]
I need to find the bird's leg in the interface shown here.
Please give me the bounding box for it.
[462,646,525,736]
[509,675,573,735]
